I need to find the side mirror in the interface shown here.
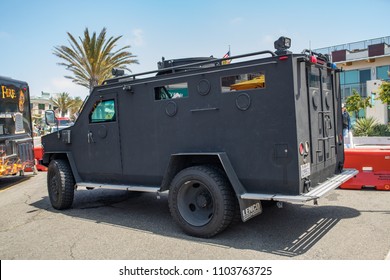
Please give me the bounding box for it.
[45,110,56,126]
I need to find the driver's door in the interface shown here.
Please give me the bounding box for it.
[75,92,122,183]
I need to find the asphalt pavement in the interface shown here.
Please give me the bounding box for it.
[0,172,390,260]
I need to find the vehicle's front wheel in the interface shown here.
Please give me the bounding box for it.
[168,165,236,238]
[47,159,75,210]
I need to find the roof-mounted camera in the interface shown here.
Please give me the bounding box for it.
[112,68,125,77]
[274,36,292,55]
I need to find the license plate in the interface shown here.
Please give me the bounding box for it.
[301,163,311,178]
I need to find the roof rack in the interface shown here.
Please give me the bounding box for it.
[104,50,277,84]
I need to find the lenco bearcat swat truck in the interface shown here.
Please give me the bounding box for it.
[42,37,357,238]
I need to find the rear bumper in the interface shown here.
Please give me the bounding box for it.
[241,168,358,203]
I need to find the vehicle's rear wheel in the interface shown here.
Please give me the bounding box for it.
[168,165,236,238]
[47,159,75,210]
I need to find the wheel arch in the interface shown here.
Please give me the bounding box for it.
[161,152,263,223]
[161,152,246,196]
[43,152,81,183]
[168,164,237,237]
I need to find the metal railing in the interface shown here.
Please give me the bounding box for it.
[341,83,367,100]
[314,36,390,55]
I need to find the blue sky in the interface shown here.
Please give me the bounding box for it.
[1,0,389,99]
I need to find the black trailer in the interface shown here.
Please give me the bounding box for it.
[42,37,357,237]
[0,76,35,177]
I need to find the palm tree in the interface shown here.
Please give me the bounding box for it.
[53,27,138,92]
[50,92,74,117]
[68,96,84,121]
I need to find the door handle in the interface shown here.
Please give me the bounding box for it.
[87,131,95,143]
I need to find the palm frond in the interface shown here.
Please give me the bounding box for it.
[353,117,378,136]
[53,27,138,91]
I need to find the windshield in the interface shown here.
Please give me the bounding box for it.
[58,119,71,126]
[0,84,32,136]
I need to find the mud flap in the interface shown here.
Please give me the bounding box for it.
[238,198,263,222]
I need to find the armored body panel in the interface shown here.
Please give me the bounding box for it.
[42,40,357,237]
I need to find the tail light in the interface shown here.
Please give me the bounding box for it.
[299,143,305,156]
[299,141,310,157]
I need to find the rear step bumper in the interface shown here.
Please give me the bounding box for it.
[240,169,358,203]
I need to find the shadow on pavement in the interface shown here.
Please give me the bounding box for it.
[31,188,361,257]
[0,174,33,191]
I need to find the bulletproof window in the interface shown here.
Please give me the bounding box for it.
[309,68,320,88]
[89,99,116,123]
[322,74,333,90]
[221,72,265,93]
[154,82,188,100]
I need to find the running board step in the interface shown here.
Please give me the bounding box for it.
[241,168,358,203]
[77,182,160,193]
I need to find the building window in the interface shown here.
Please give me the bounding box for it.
[340,69,370,99]
[342,70,359,84]
[38,103,45,110]
[359,69,371,84]
[376,65,390,80]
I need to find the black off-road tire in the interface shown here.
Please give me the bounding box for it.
[168,165,237,238]
[47,159,75,210]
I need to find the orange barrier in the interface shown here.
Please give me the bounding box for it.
[341,148,390,190]
[34,146,47,172]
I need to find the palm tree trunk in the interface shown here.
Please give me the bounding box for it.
[89,78,99,93]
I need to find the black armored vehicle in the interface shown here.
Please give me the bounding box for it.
[42,37,357,237]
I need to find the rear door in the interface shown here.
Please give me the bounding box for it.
[307,65,337,171]
[320,68,337,168]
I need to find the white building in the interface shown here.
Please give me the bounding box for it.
[315,36,390,124]
[30,92,53,118]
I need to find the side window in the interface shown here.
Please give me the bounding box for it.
[89,99,116,123]
[154,82,189,100]
[221,72,265,93]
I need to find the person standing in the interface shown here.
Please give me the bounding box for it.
[342,105,352,148]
